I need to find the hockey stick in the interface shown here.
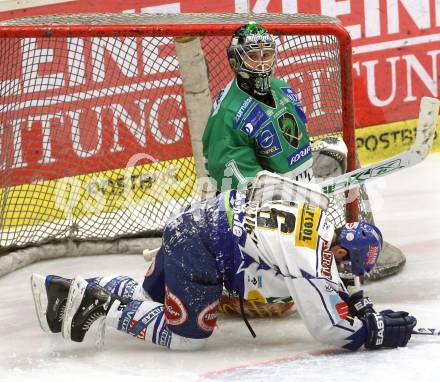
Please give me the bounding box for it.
[320,96,440,196]
[412,327,440,336]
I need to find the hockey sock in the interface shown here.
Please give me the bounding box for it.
[107,299,172,347]
[94,275,151,301]
[106,300,206,350]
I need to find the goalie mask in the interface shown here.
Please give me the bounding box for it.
[336,221,383,276]
[227,22,277,95]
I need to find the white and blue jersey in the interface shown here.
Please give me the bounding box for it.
[91,180,366,350]
[137,189,367,350]
[231,197,366,350]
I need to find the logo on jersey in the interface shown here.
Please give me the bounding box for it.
[280,87,308,124]
[278,112,302,148]
[335,302,349,319]
[232,190,247,245]
[233,97,254,128]
[255,122,282,157]
[287,143,312,168]
[197,300,220,332]
[295,203,320,249]
[164,286,188,326]
[243,123,254,135]
[280,86,297,101]
[321,245,334,280]
[328,297,355,325]
[246,275,263,288]
[237,104,269,138]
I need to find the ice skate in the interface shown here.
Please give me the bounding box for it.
[62,275,127,343]
[30,273,71,333]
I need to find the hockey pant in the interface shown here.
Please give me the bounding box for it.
[98,213,223,350]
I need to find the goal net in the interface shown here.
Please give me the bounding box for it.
[0,13,376,272]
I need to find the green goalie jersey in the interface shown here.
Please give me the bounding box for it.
[202,77,312,191]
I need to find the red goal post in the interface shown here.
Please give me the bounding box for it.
[0,13,361,273]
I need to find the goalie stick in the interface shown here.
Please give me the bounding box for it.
[320,96,440,196]
[142,97,439,263]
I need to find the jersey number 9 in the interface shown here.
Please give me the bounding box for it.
[257,207,296,234]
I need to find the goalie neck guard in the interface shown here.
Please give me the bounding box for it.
[336,222,383,276]
[227,22,277,96]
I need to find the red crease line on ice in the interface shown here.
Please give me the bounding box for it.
[200,347,346,379]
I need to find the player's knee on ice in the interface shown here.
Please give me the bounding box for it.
[169,333,208,351]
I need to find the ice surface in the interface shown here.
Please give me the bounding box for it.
[1,154,439,382]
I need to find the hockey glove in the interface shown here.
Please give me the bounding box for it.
[311,136,347,179]
[363,310,417,349]
[345,290,375,318]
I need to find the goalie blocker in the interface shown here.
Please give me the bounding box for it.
[32,173,416,351]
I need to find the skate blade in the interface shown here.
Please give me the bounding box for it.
[30,273,51,333]
[95,317,106,349]
[62,275,88,341]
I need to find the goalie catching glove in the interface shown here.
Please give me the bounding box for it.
[311,136,347,179]
[345,290,417,349]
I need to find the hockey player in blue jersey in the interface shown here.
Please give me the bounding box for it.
[31,172,416,351]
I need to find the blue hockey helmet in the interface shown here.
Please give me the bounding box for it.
[336,221,383,276]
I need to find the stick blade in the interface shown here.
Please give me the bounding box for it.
[412,96,440,159]
[412,327,440,336]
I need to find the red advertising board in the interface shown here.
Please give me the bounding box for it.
[0,0,439,165]
[0,35,192,187]
[1,0,439,125]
